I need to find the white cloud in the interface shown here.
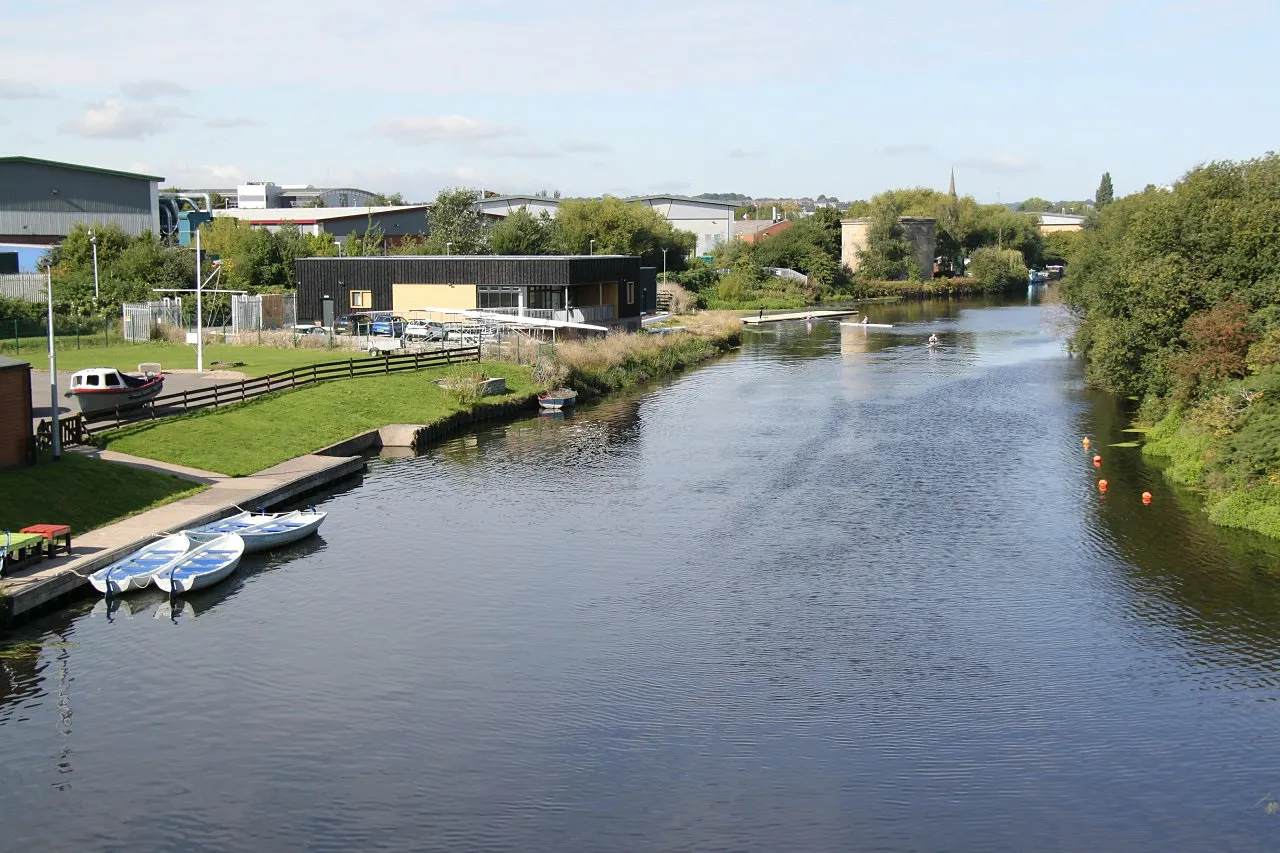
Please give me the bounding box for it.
[0,79,52,99]
[160,163,249,186]
[59,99,189,139]
[205,116,262,129]
[374,115,523,145]
[120,79,191,100]
[726,148,762,159]
[955,155,1041,174]
[560,140,612,154]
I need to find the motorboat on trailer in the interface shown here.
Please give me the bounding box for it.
[88,533,191,595]
[152,533,246,595]
[66,367,164,415]
[185,509,327,554]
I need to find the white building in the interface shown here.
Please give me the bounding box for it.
[630,196,735,256]
[472,194,561,219]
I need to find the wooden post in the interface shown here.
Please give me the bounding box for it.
[349,358,354,378]
[241,379,246,402]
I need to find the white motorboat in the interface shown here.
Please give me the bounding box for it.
[66,367,164,415]
[88,533,191,596]
[152,533,245,595]
[186,510,326,554]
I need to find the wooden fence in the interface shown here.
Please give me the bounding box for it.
[47,346,480,441]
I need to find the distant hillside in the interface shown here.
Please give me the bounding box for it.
[695,192,752,202]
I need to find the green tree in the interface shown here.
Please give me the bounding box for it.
[490,207,556,255]
[423,187,488,254]
[1018,197,1054,212]
[341,222,387,257]
[553,196,694,268]
[856,196,912,280]
[1096,172,1114,208]
[369,192,406,206]
[968,247,1028,292]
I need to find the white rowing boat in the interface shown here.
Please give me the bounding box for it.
[88,533,191,596]
[152,533,245,595]
[186,510,326,554]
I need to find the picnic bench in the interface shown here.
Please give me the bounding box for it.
[20,524,72,558]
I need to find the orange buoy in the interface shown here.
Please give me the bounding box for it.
[1092,455,1102,467]
[1142,492,1153,504]
[1098,479,1108,492]
[1082,437,1091,449]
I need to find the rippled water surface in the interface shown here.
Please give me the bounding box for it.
[5,294,1280,852]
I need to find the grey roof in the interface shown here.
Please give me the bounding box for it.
[0,354,31,371]
[628,194,738,209]
[0,155,164,182]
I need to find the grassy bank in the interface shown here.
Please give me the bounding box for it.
[1143,405,1280,539]
[555,313,741,396]
[0,452,205,534]
[102,362,538,476]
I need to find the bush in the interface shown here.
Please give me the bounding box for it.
[967,247,1028,292]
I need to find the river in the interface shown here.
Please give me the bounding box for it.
[4,293,1280,852]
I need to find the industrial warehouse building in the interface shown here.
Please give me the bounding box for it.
[295,256,654,331]
[0,356,34,469]
[0,156,163,246]
[213,205,431,245]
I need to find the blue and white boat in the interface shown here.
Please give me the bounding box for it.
[186,510,326,554]
[152,533,245,595]
[88,533,191,595]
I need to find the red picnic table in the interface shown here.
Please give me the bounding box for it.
[19,524,73,558]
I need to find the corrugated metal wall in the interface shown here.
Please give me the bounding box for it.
[0,161,156,238]
[295,256,643,322]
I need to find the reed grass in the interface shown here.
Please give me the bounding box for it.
[549,313,740,395]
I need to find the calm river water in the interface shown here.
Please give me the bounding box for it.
[5,294,1280,852]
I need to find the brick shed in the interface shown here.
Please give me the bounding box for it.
[0,356,34,469]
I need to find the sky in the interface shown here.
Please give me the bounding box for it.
[2,0,1278,205]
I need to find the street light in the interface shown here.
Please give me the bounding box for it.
[661,247,668,282]
[589,239,595,255]
[44,261,60,460]
[89,229,99,300]
[446,241,452,256]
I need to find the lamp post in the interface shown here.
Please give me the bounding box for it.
[446,241,452,256]
[661,247,668,282]
[336,242,343,257]
[45,262,60,460]
[89,229,100,301]
[195,228,204,373]
[589,239,595,256]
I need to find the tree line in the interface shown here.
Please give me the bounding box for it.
[1062,153,1280,536]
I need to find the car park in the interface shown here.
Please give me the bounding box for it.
[332,315,358,335]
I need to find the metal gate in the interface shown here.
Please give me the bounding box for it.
[122,298,184,341]
[232,294,297,332]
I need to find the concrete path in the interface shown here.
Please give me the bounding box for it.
[741,309,858,325]
[0,451,364,626]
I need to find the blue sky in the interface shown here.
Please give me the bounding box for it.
[2,0,1277,204]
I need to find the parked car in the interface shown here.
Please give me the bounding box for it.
[370,314,406,337]
[332,315,358,335]
[405,320,448,341]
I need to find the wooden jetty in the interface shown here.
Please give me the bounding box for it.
[742,309,857,325]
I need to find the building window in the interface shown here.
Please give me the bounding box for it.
[526,286,563,310]
[350,290,372,308]
[626,282,635,304]
[477,285,520,310]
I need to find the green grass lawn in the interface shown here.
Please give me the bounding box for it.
[9,341,367,377]
[0,452,205,535]
[102,362,538,476]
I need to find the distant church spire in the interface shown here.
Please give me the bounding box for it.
[948,167,956,197]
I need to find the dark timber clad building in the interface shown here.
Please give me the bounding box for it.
[295,255,647,330]
[0,156,163,245]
